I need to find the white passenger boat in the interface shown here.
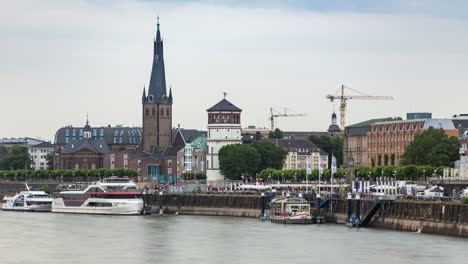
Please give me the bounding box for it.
[2,183,53,212]
[52,177,144,215]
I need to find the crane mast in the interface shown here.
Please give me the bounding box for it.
[326,85,394,131]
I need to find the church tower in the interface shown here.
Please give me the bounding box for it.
[142,17,173,153]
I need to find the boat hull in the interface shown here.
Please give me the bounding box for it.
[1,205,52,212]
[52,198,144,215]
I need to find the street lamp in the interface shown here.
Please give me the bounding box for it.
[423,170,426,182]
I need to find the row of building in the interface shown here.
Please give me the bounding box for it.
[343,113,468,168]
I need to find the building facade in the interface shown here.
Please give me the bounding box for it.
[267,139,327,170]
[343,118,398,167]
[176,135,207,177]
[367,119,459,166]
[206,98,242,181]
[29,142,53,170]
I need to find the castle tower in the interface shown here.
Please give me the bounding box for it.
[206,94,242,181]
[141,17,173,153]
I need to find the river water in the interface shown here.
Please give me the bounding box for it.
[0,211,465,264]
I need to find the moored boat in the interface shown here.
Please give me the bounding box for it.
[2,183,53,212]
[52,177,144,215]
[270,197,315,224]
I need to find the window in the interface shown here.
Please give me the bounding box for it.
[168,160,172,166]
[161,108,164,116]
[166,108,169,116]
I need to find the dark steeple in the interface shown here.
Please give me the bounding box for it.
[142,86,146,103]
[147,16,171,104]
[169,86,173,101]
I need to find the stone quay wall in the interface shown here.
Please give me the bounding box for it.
[147,194,263,218]
[324,198,468,237]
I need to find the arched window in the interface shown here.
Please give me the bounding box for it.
[166,108,169,116]
[161,108,164,116]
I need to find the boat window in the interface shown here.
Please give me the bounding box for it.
[86,202,113,207]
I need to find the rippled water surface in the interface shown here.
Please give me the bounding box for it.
[0,211,465,264]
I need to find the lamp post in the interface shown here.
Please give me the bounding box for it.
[423,170,426,182]
[281,173,284,184]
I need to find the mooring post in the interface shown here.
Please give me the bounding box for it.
[347,193,352,222]
[159,191,164,215]
[356,193,361,220]
[317,193,321,216]
[261,192,265,217]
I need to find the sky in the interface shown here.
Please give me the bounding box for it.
[1,0,468,141]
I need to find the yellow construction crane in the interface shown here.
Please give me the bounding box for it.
[270,108,306,131]
[326,85,394,131]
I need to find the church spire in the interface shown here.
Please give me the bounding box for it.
[142,86,146,103]
[147,16,168,104]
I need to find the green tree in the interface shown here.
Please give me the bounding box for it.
[0,146,31,170]
[384,154,389,166]
[45,153,54,170]
[309,135,343,167]
[377,154,382,166]
[0,146,8,159]
[268,128,284,139]
[219,144,261,179]
[371,158,376,168]
[401,127,460,167]
[251,141,287,172]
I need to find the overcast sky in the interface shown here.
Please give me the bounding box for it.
[1,0,468,141]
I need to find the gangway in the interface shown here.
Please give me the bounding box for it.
[359,199,383,226]
[319,197,330,208]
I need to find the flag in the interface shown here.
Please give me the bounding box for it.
[331,155,337,174]
[306,158,312,175]
[319,155,327,175]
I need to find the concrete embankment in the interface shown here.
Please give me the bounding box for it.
[148,194,263,218]
[150,194,468,237]
[325,198,468,237]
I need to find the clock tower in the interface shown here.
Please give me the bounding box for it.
[141,18,173,153]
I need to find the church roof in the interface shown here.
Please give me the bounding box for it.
[146,19,171,105]
[54,126,142,145]
[207,99,242,112]
[61,139,111,154]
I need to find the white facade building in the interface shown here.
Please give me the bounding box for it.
[206,98,242,181]
[29,142,53,170]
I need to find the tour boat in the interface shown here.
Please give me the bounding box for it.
[270,197,315,224]
[52,177,144,215]
[2,183,53,212]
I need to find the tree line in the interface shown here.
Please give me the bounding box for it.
[0,168,137,181]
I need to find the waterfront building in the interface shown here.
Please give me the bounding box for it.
[206,96,242,181]
[452,114,468,139]
[0,137,52,168]
[176,135,207,177]
[267,139,327,170]
[343,118,398,167]
[29,142,53,170]
[367,118,459,166]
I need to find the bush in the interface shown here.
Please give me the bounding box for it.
[461,197,468,205]
[39,185,50,194]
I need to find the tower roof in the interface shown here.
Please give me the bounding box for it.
[147,17,170,104]
[207,99,242,112]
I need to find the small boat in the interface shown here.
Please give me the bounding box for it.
[52,177,144,215]
[2,183,53,212]
[270,197,314,224]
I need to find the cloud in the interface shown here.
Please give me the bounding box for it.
[0,0,467,139]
